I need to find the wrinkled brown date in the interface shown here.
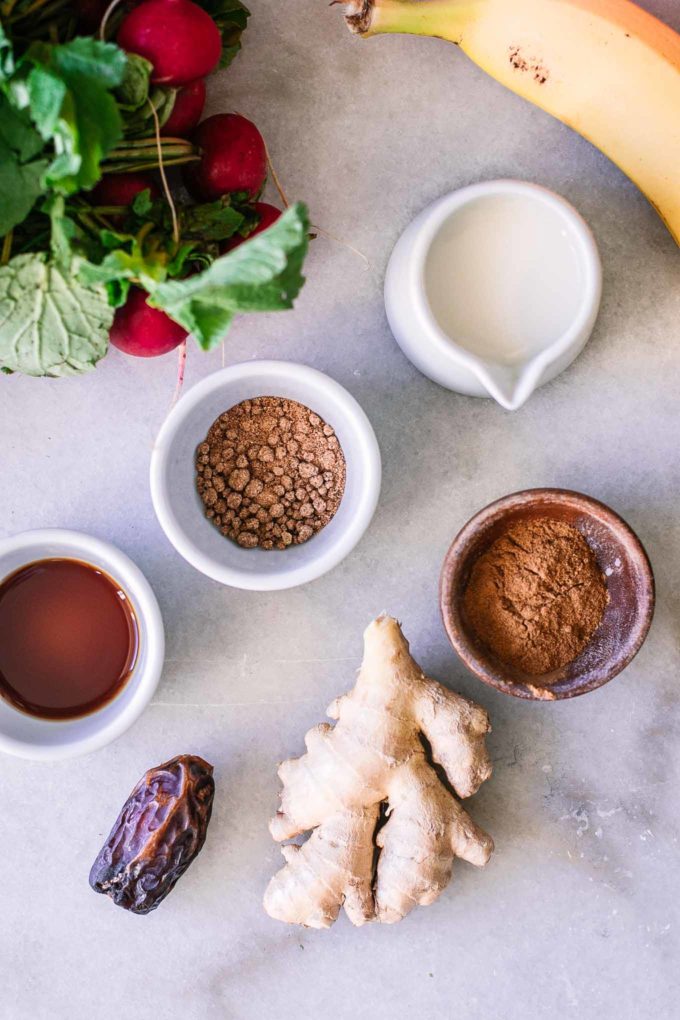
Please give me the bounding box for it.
[89,754,215,914]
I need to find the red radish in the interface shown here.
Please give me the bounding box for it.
[91,173,160,208]
[184,114,267,201]
[90,173,160,227]
[161,79,207,137]
[222,203,282,252]
[109,289,188,358]
[117,0,222,86]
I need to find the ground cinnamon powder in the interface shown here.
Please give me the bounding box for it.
[462,518,609,675]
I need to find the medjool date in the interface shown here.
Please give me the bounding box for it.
[89,754,215,914]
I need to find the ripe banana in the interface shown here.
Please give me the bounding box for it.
[342,0,680,245]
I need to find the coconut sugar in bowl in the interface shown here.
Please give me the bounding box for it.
[439,489,655,700]
[150,361,381,591]
[196,396,346,551]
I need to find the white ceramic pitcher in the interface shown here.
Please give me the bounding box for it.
[384,180,602,411]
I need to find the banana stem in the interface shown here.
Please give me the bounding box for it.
[344,0,474,40]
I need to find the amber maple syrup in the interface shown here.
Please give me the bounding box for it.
[0,558,138,720]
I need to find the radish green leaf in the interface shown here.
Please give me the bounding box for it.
[0,96,49,233]
[196,0,250,68]
[0,253,113,376]
[148,202,309,350]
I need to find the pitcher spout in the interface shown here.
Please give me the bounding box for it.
[472,359,546,412]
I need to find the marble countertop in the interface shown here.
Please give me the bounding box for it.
[1,2,679,1017]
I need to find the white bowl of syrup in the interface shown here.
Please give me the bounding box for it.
[0,530,164,761]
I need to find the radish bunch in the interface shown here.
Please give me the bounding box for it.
[0,0,308,377]
[106,0,285,358]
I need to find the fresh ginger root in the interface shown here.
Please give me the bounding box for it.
[264,615,494,928]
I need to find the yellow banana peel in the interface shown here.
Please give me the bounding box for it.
[343,0,680,245]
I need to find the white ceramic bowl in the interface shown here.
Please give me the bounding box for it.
[0,530,165,761]
[150,361,381,590]
[385,180,602,411]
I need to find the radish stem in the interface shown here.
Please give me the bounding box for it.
[264,140,289,209]
[1,231,13,266]
[147,97,179,244]
[7,0,58,21]
[107,142,195,159]
[169,340,188,410]
[102,156,200,173]
[99,0,124,39]
[148,96,187,404]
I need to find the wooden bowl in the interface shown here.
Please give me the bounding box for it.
[439,489,655,700]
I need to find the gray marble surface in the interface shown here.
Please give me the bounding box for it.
[1,2,679,1017]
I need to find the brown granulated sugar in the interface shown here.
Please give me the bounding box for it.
[462,518,609,675]
[196,396,346,550]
